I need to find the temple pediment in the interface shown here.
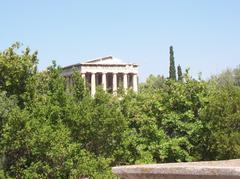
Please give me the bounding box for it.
[63,56,137,70]
[83,56,125,65]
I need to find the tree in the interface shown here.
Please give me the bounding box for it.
[140,75,165,92]
[0,42,38,105]
[72,69,87,102]
[1,43,240,178]
[0,92,18,174]
[0,61,114,178]
[169,46,176,80]
[177,65,183,81]
[199,77,240,160]
[0,105,112,178]
[210,65,240,87]
[74,88,128,160]
[120,79,209,164]
[233,65,240,86]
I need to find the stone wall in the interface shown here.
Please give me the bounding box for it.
[112,159,240,179]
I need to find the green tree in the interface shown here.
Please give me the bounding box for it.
[1,43,240,178]
[199,81,240,160]
[0,62,114,178]
[140,74,165,92]
[233,65,240,86]
[169,46,176,80]
[72,69,87,101]
[0,92,18,174]
[177,65,183,81]
[0,105,112,178]
[0,43,38,105]
[211,65,240,87]
[121,79,209,164]
[71,88,128,161]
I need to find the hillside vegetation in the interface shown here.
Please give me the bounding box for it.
[0,44,240,178]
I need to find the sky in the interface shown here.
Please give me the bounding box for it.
[1,0,240,81]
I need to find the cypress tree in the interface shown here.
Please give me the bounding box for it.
[169,46,176,80]
[177,65,183,81]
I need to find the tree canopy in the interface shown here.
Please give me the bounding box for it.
[0,44,240,178]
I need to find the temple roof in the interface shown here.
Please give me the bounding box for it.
[83,56,123,64]
[63,56,137,69]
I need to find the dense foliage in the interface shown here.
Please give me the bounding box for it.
[0,44,240,178]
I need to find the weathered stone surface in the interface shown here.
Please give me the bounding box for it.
[112,159,240,179]
[62,56,139,96]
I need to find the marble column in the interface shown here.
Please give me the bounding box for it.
[133,74,138,92]
[81,73,85,79]
[102,73,107,91]
[113,73,117,94]
[81,73,86,88]
[123,73,128,91]
[91,73,96,96]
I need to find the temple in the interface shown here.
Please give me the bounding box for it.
[62,56,139,96]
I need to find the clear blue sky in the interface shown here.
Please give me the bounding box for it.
[1,1,240,81]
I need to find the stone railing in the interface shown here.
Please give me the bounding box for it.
[112,159,240,179]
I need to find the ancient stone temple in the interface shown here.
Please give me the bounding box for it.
[62,56,138,96]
